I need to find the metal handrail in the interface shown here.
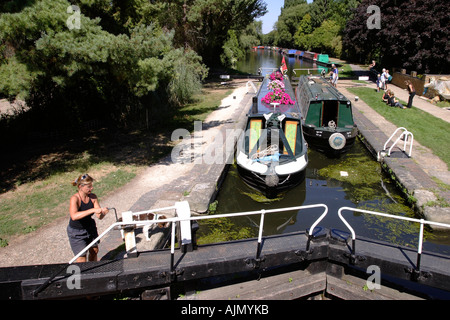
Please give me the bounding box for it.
[292,68,323,76]
[337,206,450,271]
[383,127,414,157]
[70,203,329,265]
[35,203,328,296]
[69,204,180,264]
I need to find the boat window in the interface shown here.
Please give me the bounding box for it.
[283,121,298,155]
[248,119,262,153]
[244,118,303,158]
[338,102,354,127]
[305,102,321,127]
[321,101,339,127]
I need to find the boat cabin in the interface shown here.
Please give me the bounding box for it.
[236,73,308,197]
[296,75,357,154]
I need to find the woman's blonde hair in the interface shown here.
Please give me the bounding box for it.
[72,173,95,187]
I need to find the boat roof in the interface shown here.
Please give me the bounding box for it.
[299,75,350,102]
[251,75,302,118]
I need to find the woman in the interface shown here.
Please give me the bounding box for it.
[329,65,338,87]
[388,91,406,109]
[380,68,386,90]
[405,80,416,108]
[67,174,109,262]
[382,89,390,103]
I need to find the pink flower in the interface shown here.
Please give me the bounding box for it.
[261,88,295,105]
[269,71,283,81]
[267,79,285,91]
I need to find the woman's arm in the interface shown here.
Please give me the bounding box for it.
[91,195,109,220]
[69,195,102,221]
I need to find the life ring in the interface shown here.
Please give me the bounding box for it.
[329,133,346,150]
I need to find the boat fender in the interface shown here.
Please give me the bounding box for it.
[265,173,279,187]
[264,163,279,187]
[329,132,346,150]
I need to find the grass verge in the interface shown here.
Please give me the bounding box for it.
[0,82,234,247]
[347,86,450,168]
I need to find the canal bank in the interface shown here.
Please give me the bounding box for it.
[98,79,258,259]
[0,79,259,267]
[112,74,450,257]
[3,73,448,267]
[338,79,450,229]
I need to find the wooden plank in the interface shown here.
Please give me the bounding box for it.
[181,270,326,300]
[326,274,423,300]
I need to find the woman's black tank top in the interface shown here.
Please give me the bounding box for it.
[69,196,96,230]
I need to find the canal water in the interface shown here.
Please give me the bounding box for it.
[197,49,450,255]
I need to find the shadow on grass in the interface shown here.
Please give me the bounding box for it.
[0,80,235,194]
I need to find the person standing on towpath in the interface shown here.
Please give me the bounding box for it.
[67,174,109,262]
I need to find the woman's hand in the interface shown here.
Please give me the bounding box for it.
[97,207,109,219]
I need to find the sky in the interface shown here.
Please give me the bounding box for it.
[257,0,313,34]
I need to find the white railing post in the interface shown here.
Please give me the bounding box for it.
[175,201,192,252]
[337,207,450,271]
[246,80,257,93]
[256,209,266,260]
[122,211,138,258]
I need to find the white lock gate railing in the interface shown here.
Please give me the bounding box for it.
[338,206,450,272]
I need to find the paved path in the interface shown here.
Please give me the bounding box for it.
[0,81,255,267]
[2,68,449,267]
[338,65,450,226]
[348,64,450,123]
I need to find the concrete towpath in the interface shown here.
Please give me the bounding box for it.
[348,64,450,123]
[0,79,257,267]
[338,65,450,227]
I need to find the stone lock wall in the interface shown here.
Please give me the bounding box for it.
[391,68,450,97]
[391,69,425,95]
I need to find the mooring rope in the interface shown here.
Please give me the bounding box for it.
[251,145,279,160]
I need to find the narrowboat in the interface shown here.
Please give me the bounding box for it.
[296,75,357,155]
[236,71,308,198]
[287,49,297,57]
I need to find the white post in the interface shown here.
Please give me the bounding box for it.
[246,80,257,93]
[175,201,192,252]
[122,211,138,258]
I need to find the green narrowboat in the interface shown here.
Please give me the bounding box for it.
[296,75,357,155]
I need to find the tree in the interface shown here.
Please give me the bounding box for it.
[221,30,244,67]
[154,0,266,64]
[0,0,207,133]
[293,14,313,50]
[309,0,333,28]
[273,0,360,56]
[309,20,342,57]
[343,0,449,74]
[274,1,309,47]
